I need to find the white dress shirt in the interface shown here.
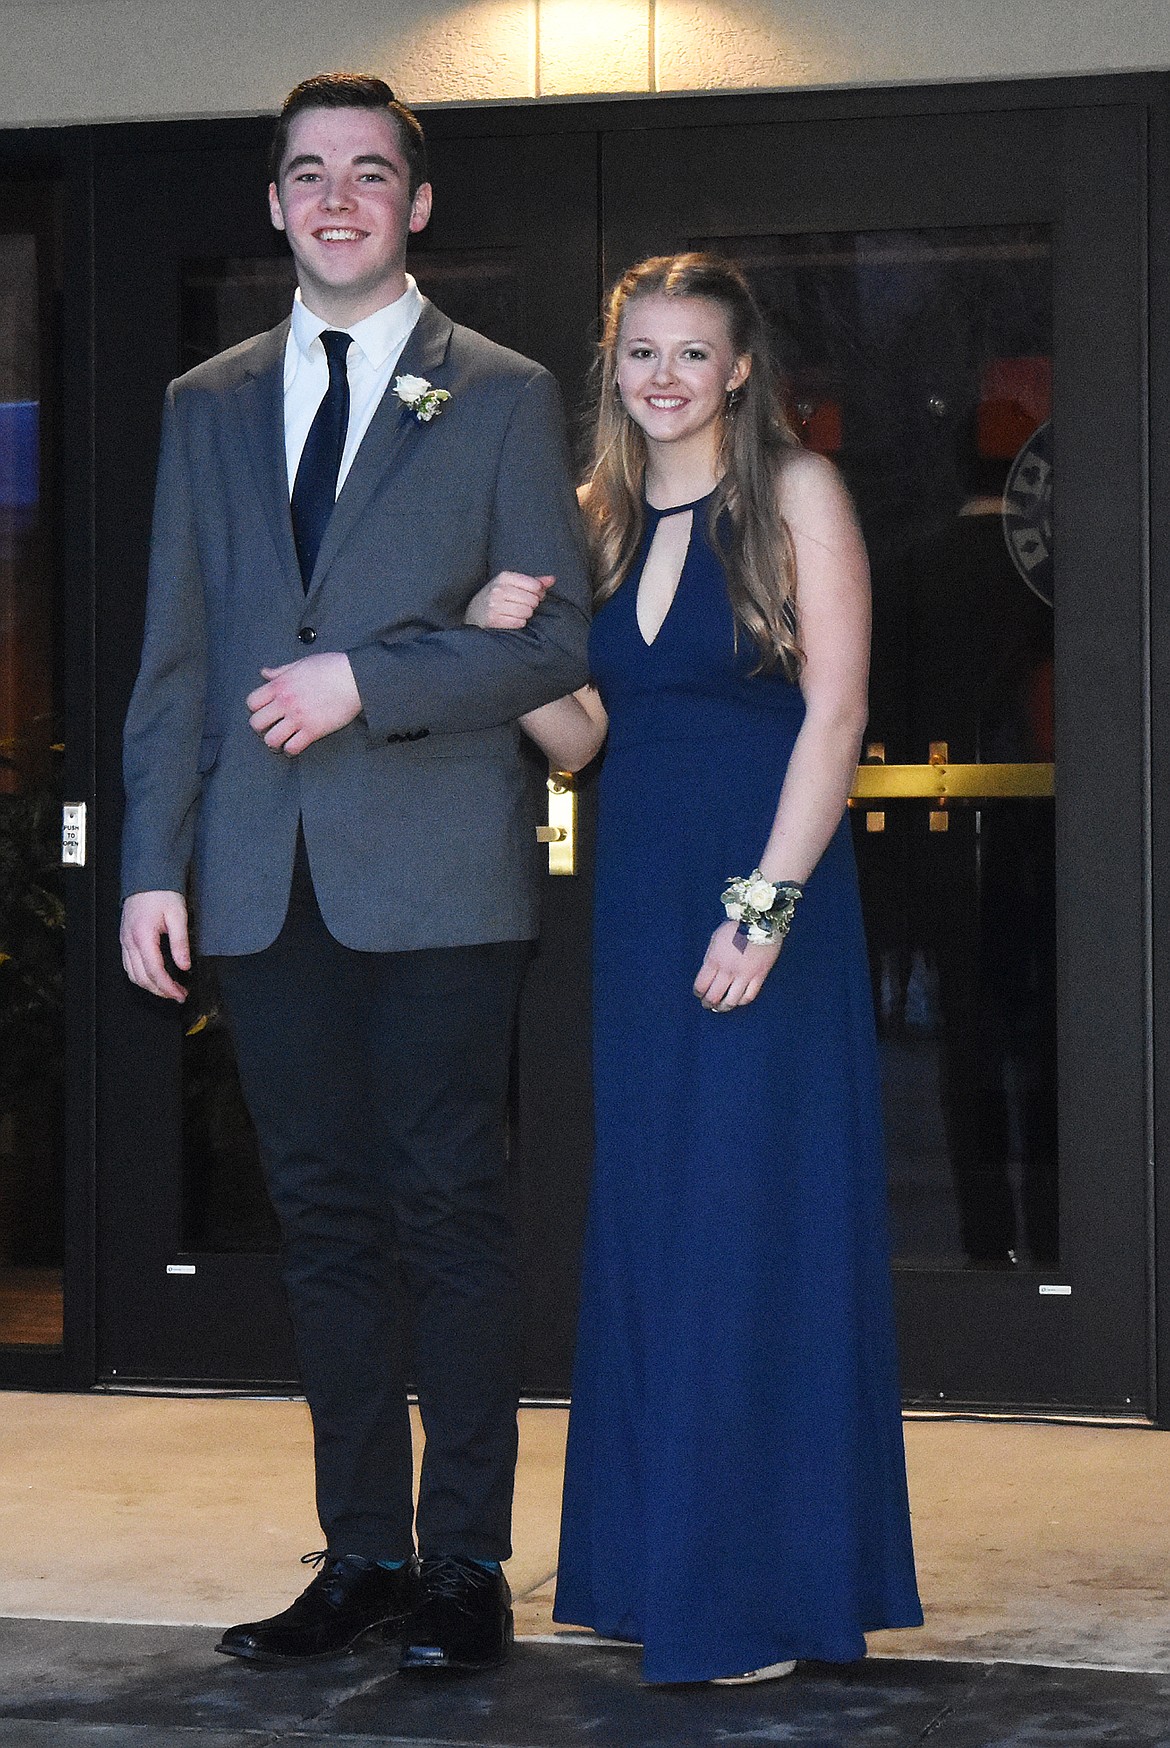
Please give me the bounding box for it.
[283,277,425,497]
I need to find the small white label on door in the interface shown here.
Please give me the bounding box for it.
[61,803,87,866]
[1038,1283,1071,1295]
[166,1264,197,1276]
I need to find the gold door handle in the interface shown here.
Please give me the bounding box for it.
[537,770,576,874]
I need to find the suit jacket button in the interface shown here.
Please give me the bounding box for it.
[298,626,317,644]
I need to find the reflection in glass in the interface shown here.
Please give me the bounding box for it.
[180,256,297,370]
[182,960,276,1253]
[703,228,1057,1269]
[179,248,525,371]
[0,215,64,1344]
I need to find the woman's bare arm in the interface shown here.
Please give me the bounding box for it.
[465,570,608,771]
[694,449,870,1011]
[517,683,608,770]
[755,448,871,882]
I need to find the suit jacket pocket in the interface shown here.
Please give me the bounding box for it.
[197,733,223,775]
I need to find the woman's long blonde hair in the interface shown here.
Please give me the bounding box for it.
[582,253,803,676]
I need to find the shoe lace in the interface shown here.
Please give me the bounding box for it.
[419,1556,494,1609]
[299,1548,364,1608]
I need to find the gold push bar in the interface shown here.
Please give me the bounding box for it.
[537,758,1055,871]
[850,762,1055,801]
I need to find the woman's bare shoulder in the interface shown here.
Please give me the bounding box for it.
[775,444,847,515]
[776,445,861,546]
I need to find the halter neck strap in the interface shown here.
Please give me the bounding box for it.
[643,487,716,523]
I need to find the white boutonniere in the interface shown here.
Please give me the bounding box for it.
[393,374,451,422]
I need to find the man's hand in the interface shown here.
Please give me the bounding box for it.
[465,572,553,630]
[247,652,362,755]
[693,918,782,1012]
[120,890,190,1002]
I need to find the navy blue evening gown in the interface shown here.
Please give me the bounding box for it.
[552,492,923,1683]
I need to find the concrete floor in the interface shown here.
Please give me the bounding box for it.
[5,1623,1170,1748]
[3,1393,1170,1746]
[2,1392,1169,1673]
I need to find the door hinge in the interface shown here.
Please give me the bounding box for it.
[61,802,87,867]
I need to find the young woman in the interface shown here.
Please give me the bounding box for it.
[469,253,922,1684]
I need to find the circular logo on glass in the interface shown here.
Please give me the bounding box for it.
[1002,419,1053,606]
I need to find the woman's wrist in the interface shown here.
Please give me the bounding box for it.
[721,869,804,946]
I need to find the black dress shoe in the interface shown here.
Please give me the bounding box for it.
[398,1556,513,1674]
[216,1552,419,1665]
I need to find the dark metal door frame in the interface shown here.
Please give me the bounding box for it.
[599,96,1151,1411]
[493,73,1170,1422]
[89,118,601,1388]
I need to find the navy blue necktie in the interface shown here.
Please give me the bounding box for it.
[291,329,352,589]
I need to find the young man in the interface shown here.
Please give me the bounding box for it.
[120,73,590,1674]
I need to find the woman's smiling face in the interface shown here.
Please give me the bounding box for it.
[615,292,751,452]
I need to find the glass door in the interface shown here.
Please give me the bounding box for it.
[93,95,1151,1409]
[93,119,599,1386]
[602,101,1148,1409]
[0,183,65,1381]
[752,227,1057,1272]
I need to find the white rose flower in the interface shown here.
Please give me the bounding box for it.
[746,923,770,943]
[394,374,431,402]
[746,878,776,911]
[724,901,744,921]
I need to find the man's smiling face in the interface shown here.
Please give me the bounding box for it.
[268,105,432,325]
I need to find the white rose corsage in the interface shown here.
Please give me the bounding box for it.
[721,869,804,945]
[393,374,451,422]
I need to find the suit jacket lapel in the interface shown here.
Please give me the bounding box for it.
[307,300,455,599]
[231,319,303,598]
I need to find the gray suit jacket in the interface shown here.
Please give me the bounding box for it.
[121,299,592,954]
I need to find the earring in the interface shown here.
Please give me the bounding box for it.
[727,385,744,410]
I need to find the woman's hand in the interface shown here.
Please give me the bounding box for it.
[693,918,782,1011]
[465,571,553,630]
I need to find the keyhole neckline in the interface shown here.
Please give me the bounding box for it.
[635,498,701,650]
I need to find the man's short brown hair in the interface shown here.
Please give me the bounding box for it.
[270,73,428,196]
